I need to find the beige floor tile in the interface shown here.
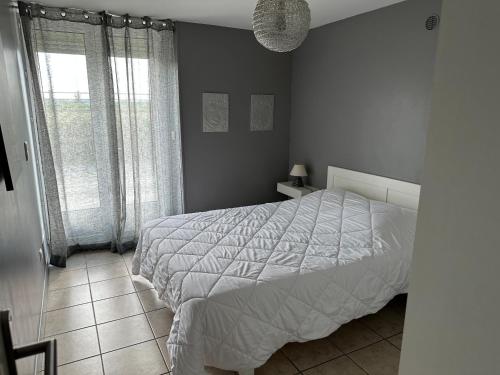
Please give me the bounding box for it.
[48,268,88,290]
[132,274,154,291]
[360,307,404,338]
[48,326,100,366]
[156,336,171,369]
[329,320,382,353]
[138,288,167,312]
[57,355,103,375]
[16,356,35,374]
[98,314,154,352]
[282,338,342,371]
[348,341,400,375]
[102,340,167,375]
[90,276,135,301]
[122,250,135,259]
[147,308,174,338]
[86,250,124,267]
[93,293,143,324]
[256,351,298,375]
[46,284,91,311]
[303,356,366,375]
[388,333,403,350]
[44,303,95,336]
[87,262,129,283]
[122,251,134,270]
[65,253,87,270]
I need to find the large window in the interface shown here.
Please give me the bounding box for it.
[28,18,183,249]
[38,51,99,211]
[111,55,158,205]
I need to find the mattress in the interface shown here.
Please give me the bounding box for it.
[132,189,417,375]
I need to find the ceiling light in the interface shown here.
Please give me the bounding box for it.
[253,0,311,53]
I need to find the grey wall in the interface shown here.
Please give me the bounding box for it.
[289,0,442,188]
[400,0,500,373]
[176,22,291,213]
[0,3,46,373]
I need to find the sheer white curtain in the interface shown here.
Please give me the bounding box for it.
[21,3,184,266]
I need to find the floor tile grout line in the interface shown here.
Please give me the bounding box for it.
[47,282,89,293]
[56,337,164,369]
[55,353,102,369]
[45,283,142,313]
[48,257,124,275]
[347,355,370,375]
[91,274,133,285]
[346,345,384,375]
[45,298,93,313]
[89,273,130,284]
[385,332,403,340]
[51,265,87,272]
[86,259,126,269]
[93,289,137,303]
[43,322,97,340]
[85,263,107,375]
[117,267,170,372]
[145,302,171,371]
[126,250,170,374]
[48,271,132,292]
[287,350,345,374]
[335,337,386,356]
[357,317,403,341]
[345,337,388,356]
[384,337,402,351]
[100,336,156,356]
[279,347,306,373]
[44,298,170,338]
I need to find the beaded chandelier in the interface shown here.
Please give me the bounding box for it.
[252,0,311,53]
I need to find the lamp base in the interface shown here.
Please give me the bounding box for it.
[292,177,304,187]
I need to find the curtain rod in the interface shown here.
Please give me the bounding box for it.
[17,1,175,31]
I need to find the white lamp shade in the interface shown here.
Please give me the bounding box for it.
[290,164,307,177]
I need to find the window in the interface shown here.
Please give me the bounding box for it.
[29,21,183,247]
[38,50,100,211]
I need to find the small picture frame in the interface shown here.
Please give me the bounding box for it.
[203,93,229,133]
[250,94,274,131]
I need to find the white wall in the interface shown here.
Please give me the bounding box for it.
[399,0,500,374]
[0,3,46,374]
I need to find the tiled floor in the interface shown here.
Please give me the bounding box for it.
[42,250,406,375]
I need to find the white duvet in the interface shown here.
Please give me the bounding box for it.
[132,189,417,375]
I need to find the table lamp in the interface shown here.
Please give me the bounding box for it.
[290,164,307,187]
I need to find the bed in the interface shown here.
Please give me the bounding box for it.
[132,166,420,375]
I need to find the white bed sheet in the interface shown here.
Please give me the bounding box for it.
[132,189,417,374]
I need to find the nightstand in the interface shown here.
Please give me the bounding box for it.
[277,181,318,199]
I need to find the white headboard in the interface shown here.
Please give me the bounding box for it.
[327,166,421,210]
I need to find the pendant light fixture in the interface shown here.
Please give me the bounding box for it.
[252,0,311,53]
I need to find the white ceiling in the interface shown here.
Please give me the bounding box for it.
[34,0,406,29]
